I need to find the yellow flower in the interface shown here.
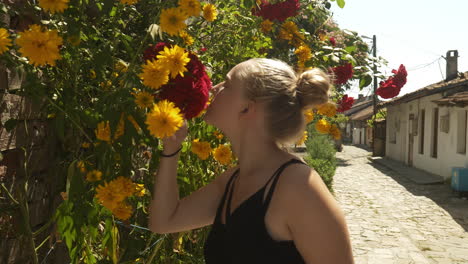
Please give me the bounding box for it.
[115,59,129,73]
[89,69,96,79]
[179,31,194,46]
[110,176,135,197]
[278,21,304,48]
[95,121,111,142]
[296,131,308,145]
[295,45,312,64]
[86,170,103,182]
[213,131,224,140]
[120,0,138,4]
[134,91,154,108]
[303,109,314,123]
[260,19,273,33]
[134,183,146,197]
[316,102,337,117]
[0,28,12,54]
[156,45,190,79]
[191,139,212,160]
[318,32,327,41]
[279,21,299,41]
[17,25,63,67]
[95,182,126,210]
[213,144,232,165]
[139,60,170,89]
[159,7,188,36]
[202,4,218,22]
[114,113,125,140]
[111,201,133,220]
[38,0,69,13]
[178,0,201,16]
[81,142,91,148]
[77,161,86,173]
[315,119,331,134]
[330,124,341,140]
[127,114,143,133]
[145,100,184,139]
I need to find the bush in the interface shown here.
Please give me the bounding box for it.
[304,124,337,194]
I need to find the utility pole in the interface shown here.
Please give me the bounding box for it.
[372,35,377,156]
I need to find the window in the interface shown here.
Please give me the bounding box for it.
[457,110,467,154]
[419,109,425,154]
[431,108,438,158]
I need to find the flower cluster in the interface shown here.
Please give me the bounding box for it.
[160,0,217,36]
[376,64,407,99]
[303,109,315,123]
[336,94,354,112]
[252,0,300,22]
[139,44,190,89]
[38,0,69,13]
[331,63,353,85]
[315,119,341,140]
[95,177,144,220]
[316,102,337,117]
[294,45,312,70]
[191,139,212,160]
[278,21,305,48]
[144,42,212,120]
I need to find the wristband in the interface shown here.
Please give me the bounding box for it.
[160,146,182,157]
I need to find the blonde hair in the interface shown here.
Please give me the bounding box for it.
[234,58,331,148]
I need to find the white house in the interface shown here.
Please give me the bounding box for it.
[380,51,468,179]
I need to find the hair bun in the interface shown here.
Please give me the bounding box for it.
[295,68,331,109]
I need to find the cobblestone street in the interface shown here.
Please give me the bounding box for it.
[333,145,468,264]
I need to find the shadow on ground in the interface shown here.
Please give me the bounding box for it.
[367,155,468,232]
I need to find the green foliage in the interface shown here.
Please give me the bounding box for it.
[304,124,337,193]
[0,0,383,262]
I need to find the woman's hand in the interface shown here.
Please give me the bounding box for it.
[161,120,188,153]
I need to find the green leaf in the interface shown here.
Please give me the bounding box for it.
[359,74,373,88]
[337,0,346,8]
[345,46,357,53]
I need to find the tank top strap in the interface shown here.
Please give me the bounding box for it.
[262,158,306,209]
[215,168,239,222]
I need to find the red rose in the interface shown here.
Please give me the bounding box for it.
[156,53,212,119]
[331,63,354,85]
[337,94,354,112]
[329,37,336,47]
[252,0,300,22]
[143,42,170,62]
[376,64,407,99]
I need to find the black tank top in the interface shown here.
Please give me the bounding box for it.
[204,158,307,264]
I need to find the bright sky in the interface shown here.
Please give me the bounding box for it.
[330,0,468,99]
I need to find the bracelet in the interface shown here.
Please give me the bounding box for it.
[160,146,182,157]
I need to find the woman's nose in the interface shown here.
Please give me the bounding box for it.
[209,82,224,97]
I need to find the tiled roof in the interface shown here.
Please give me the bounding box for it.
[432,91,468,107]
[378,71,468,107]
[350,105,386,121]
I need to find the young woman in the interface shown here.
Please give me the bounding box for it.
[148,58,355,264]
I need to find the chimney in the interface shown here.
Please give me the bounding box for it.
[446,50,458,81]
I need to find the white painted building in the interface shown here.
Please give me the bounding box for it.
[381,65,468,179]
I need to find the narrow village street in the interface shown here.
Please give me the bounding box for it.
[333,145,468,264]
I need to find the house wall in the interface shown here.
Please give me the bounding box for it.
[386,93,468,178]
